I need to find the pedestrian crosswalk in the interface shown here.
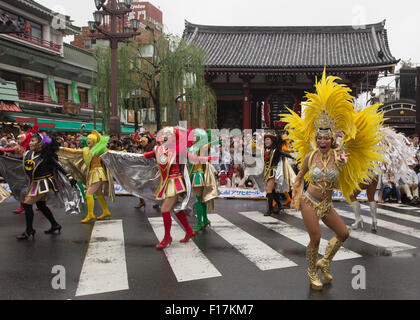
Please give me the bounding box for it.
[77,202,420,296]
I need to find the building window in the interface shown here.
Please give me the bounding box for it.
[21,76,43,96]
[29,21,42,39]
[84,39,96,50]
[1,9,42,39]
[0,70,43,96]
[78,87,89,105]
[55,83,68,102]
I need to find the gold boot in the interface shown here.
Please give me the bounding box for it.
[96,195,111,220]
[81,195,96,223]
[306,247,323,290]
[316,237,344,283]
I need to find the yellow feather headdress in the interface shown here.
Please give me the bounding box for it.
[280,69,385,203]
[281,68,357,166]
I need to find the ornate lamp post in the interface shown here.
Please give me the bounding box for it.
[89,0,140,136]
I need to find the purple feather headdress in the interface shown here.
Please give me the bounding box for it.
[35,133,52,148]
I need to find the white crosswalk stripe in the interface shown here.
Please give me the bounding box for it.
[359,203,420,224]
[335,208,420,240]
[210,214,298,270]
[148,217,222,282]
[238,211,362,261]
[285,209,416,253]
[76,220,129,297]
[76,203,420,290]
[379,203,420,212]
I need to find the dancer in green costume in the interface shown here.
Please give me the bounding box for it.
[187,129,219,233]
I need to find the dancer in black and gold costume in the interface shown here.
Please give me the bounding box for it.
[263,131,294,216]
[11,133,77,240]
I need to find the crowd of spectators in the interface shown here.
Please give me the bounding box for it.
[380,133,420,204]
[3,125,420,202]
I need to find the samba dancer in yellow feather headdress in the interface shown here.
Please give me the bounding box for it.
[280,69,384,291]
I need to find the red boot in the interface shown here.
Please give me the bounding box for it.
[13,203,24,214]
[176,211,196,243]
[156,211,173,250]
[156,236,173,249]
[180,231,196,243]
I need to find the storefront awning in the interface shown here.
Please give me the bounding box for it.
[6,116,135,134]
[0,102,22,112]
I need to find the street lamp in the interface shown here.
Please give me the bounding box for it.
[124,0,133,8]
[130,18,140,31]
[88,21,96,33]
[93,11,103,25]
[89,0,141,136]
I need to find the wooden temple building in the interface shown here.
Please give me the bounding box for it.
[183,20,399,130]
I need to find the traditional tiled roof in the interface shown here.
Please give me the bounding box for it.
[183,20,398,71]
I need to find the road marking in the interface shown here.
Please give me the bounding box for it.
[335,208,420,240]
[286,209,416,253]
[149,217,222,282]
[238,211,361,261]
[211,214,298,270]
[76,220,129,297]
[379,203,420,212]
[359,203,420,224]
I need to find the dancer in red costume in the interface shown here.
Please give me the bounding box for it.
[141,127,216,249]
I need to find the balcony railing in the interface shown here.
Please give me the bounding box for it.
[8,33,62,53]
[18,91,93,109]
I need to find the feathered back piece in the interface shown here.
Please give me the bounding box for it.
[339,104,385,202]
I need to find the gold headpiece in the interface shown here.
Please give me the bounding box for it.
[314,110,337,133]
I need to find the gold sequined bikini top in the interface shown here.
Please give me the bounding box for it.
[308,150,340,191]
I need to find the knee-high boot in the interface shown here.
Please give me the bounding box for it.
[193,196,204,232]
[175,211,196,243]
[273,192,285,214]
[306,247,323,290]
[81,195,96,223]
[350,201,363,230]
[316,237,344,283]
[97,195,111,220]
[368,202,378,232]
[36,201,61,234]
[13,202,25,214]
[201,201,211,229]
[16,204,36,240]
[265,193,274,216]
[156,211,173,249]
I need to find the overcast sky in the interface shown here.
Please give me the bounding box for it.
[37,0,420,64]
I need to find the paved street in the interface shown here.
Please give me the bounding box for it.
[0,196,420,300]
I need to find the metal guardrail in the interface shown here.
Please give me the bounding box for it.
[18,91,93,109]
[9,32,61,52]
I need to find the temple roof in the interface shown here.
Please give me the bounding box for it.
[182,20,398,71]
